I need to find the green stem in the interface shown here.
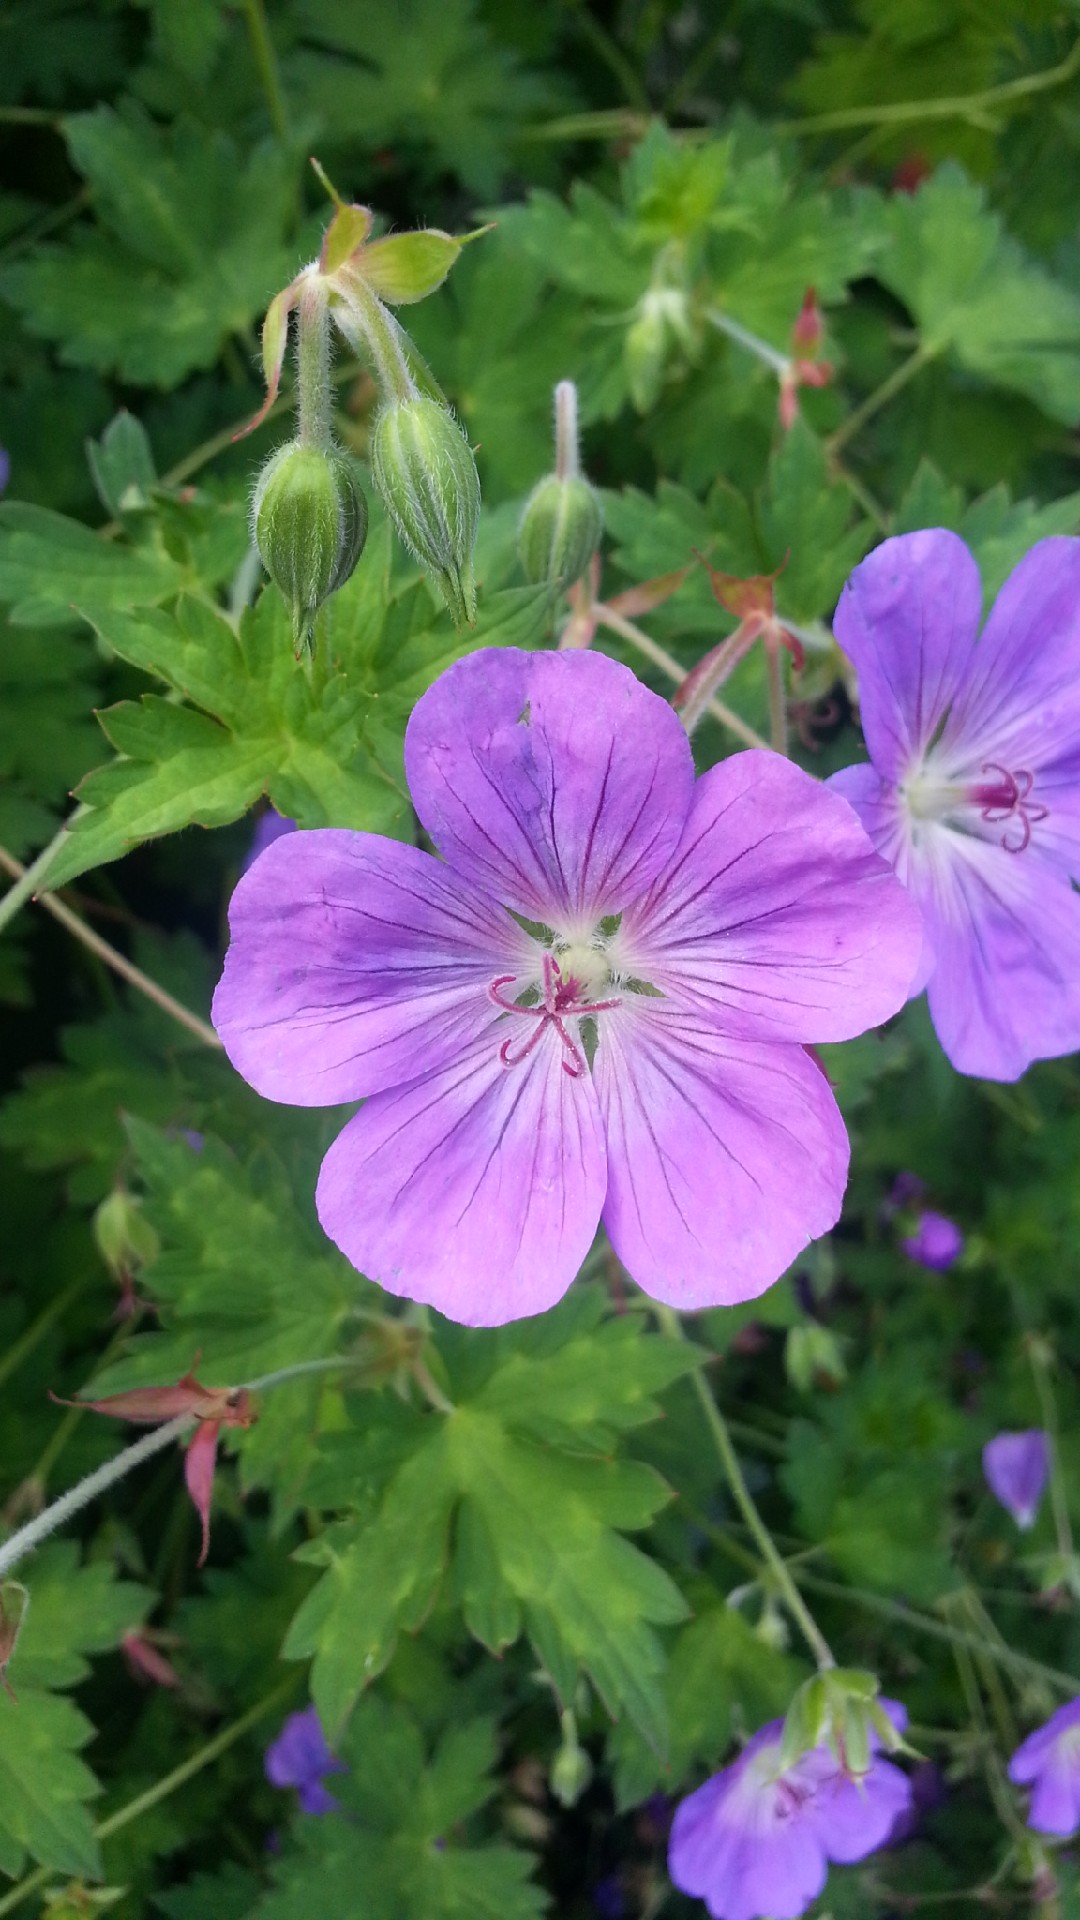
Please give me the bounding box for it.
[655,1305,835,1670]
[553,380,581,481]
[776,38,1080,137]
[0,1415,195,1582]
[241,0,290,142]
[0,1678,297,1917]
[828,343,937,456]
[0,1280,84,1395]
[0,818,78,931]
[295,281,332,448]
[0,846,221,1050]
[557,0,649,110]
[335,281,416,405]
[595,606,770,751]
[766,644,787,756]
[1028,1341,1075,1561]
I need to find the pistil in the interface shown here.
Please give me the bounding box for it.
[489,950,620,1079]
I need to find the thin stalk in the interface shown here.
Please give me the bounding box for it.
[776,37,1080,137]
[557,0,649,110]
[766,645,787,755]
[241,0,290,142]
[0,818,78,931]
[664,13,735,116]
[295,280,332,448]
[1028,1342,1075,1561]
[0,847,221,1050]
[655,1304,835,1670]
[0,1679,297,1917]
[0,1279,83,1394]
[0,1416,195,1582]
[553,380,581,481]
[0,187,91,266]
[828,343,937,457]
[706,307,789,376]
[335,280,416,405]
[595,606,770,751]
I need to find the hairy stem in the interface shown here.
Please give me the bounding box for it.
[595,606,770,750]
[553,379,581,481]
[766,643,788,755]
[0,1416,195,1582]
[0,847,221,1050]
[828,343,937,457]
[335,280,417,405]
[655,1304,836,1670]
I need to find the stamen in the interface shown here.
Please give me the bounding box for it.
[971,762,1048,854]
[489,952,621,1076]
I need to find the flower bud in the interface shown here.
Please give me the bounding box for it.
[518,473,603,588]
[370,396,480,628]
[252,440,368,654]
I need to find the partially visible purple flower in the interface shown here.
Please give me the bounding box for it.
[887,1760,947,1845]
[264,1705,346,1815]
[830,531,1080,1081]
[0,448,9,496]
[668,1706,913,1920]
[214,648,920,1326]
[983,1429,1050,1529]
[887,1171,926,1212]
[901,1209,964,1271]
[1009,1698,1080,1836]
[593,1873,627,1919]
[243,808,297,874]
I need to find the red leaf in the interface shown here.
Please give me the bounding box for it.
[184,1420,221,1569]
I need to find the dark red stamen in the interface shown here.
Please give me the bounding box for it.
[489,952,619,1078]
[971,762,1048,854]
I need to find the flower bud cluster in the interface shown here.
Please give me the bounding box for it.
[245,163,484,641]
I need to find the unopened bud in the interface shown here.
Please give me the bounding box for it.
[518,473,602,587]
[252,440,368,654]
[550,1711,593,1807]
[93,1188,159,1282]
[370,395,480,627]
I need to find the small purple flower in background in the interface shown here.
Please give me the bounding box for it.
[830,531,1080,1080]
[214,648,920,1326]
[668,1705,913,1920]
[1009,1698,1080,1836]
[902,1209,964,1271]
[264,1705,346,1815]
[242,808,297,874]
[983,1429,1050,1529]
[0,448,9,496]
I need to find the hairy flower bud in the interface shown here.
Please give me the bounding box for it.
[252,440,368,654]
[518,472,603,588]
[370,396,480,628]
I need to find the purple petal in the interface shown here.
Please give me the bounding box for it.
[243,808,297,873]
[901,1210,964,1271]
[983,1431,1050,1530]
[265,1707,339,1790]
[1026,1756,1080,1838]
[833,531,983,782]
[809,1757,914,1865]
[916,833,1080,1079]
[1010,1700,1080,1783]
[616,750,922,1044]
[829,763,937,994]
[595,1004,849,1309]
[669,1767,829,1920]
[315,1016,607,1325]
[404,648,695,929]
[296,1780,342,1816]
[213,830,535,1105]
[943,538,1080,770]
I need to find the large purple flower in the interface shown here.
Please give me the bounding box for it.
[213,648,920,1325]
[668,1709,913,1920]
[829,531,1080,1081]
[1009,1698,1080,1837]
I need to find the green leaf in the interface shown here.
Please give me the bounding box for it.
[894,460,1080,601]
[875,166,1080,424]
[0,1689,100,1880]
[0,504,188,627]
[4,1543,152,1691]
[86,409,158,516]
[286,1295,694,1748]
[358,230,468,305]
[759,417,872,621]
[252,1698,546,1920]
[0,108,298,386]
[0,615,101,857]
[608,1599,809,1808]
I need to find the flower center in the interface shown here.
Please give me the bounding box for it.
[904,759,1048,854]
[488,947,621,1079]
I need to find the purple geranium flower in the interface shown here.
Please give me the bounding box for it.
[669,1707,913,1920]
[1009,1698,1080,1836]
[830,531,1080,1081]
[901,1209,964,1271]
[213,648,920,1325]
[264,1705,346,1815]
[0,448,9,496]
[243,808,297,873]
[983,1429,1050,1529]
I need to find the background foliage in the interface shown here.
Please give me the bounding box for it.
[3,1,1080,1914]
